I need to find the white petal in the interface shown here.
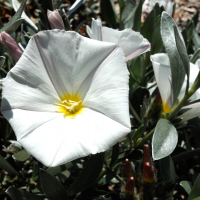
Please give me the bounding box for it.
[2,109,61,141]
[18,108,130,167]
[91,18,102,40]
[82,47,130,128]
[12,0,38,31]
[86,25,92,38]
[1,36,61,112]
[151,53,171,104]
[67,0,86,17]
[195,59,200,69]
[101,28,150,61]
[33,30,118,99]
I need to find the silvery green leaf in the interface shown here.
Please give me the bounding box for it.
[67,0,86,17]
[188,174,200,200]
[161,11,185,106]
[152,119,178,160]
[12,149,30,162]
[121,0,136,29]
[180,181,192,194]
[0,0,27,34]
[12,0,38,31]
[190,48,200,64]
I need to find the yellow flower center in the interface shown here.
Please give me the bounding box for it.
[56,94,83,118]
[163,103,171,114]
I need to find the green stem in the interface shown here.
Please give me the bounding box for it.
[134,128,155,149]
[129,101,142,123]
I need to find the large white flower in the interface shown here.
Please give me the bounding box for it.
[87,18,150,62]
[151,53,200,113]
[1,30,131,167]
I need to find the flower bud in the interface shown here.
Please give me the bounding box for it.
[143,162,155,184]
[123,159,133,179]
[0,32,23,62]
[143,144,151,163]
[124,177,134,195]
[47,9,65,30]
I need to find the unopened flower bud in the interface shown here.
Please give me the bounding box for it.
[0,32,23,62]
[143,144,151,163]
[143,162,155,184]
[47,9,65,30]
[123,159,133,179]
[124,177,134,195]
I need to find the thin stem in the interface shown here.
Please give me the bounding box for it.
[129,101,142,123]
[134,128,155,149]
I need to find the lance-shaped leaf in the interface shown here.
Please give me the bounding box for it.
[188,174,200,200]
[190,48,200,64]
[67,0,86,17]
[40,169,68,200]
[12,149,30,162]
[180,181,192,194]
[12,0,38,31]
[67,152,105,196]
[161,11,185,106]
[0,0,27,34]
[133,0,143,32]
[6,186,44,200]
[100,0,117,29]
[152,119,178,160]
[0,155,19,175]
[174,25,190,93]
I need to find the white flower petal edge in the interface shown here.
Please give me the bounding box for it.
[151,53,200,110]
[1,30,131,167]
[12,0,38,31]
[90,18,151,61]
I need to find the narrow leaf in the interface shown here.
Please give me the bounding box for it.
[133,0,143,32]
[161,11,185,105]
[190,48,200,63]
[188,174,200,200]
[141,9,156,41]
[152,119,178,160]
[6,186,44,200]
[180,181,192,194]
[67,152,105,196]
[40,169,68,200]
[110,142,119,167]
[67,0,86,17]
[0,0,27,34]
[174,25,190,93]
[12,149,30,162]
[0,155,19,175]
[100,0,117,28]
[159,156,176,183]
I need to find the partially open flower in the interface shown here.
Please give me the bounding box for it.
[88,18,151,62]
[1,30,131,167]
[143,144,151,163]
[47,9,65,30]
[0,32,23,62]
[151,53,200,113]
[124,177,134,195]
[143,162,155,184]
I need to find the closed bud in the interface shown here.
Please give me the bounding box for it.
[47,9,65,30]
[143,144,151,163]
[123,159,133,179]
[0,32,23,62]
[124,177,134,195]
[143,162,155,184]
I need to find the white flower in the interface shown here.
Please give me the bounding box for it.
[87,18,150,62]
[151,53,200,113]
[1,30,131,167]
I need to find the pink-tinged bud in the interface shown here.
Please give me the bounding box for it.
[143,162,155,184]
[143,145,151,163]
[47,9,65,30]
[0,32,23,62]
[123,159,133,179]
[124,177,134,195]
